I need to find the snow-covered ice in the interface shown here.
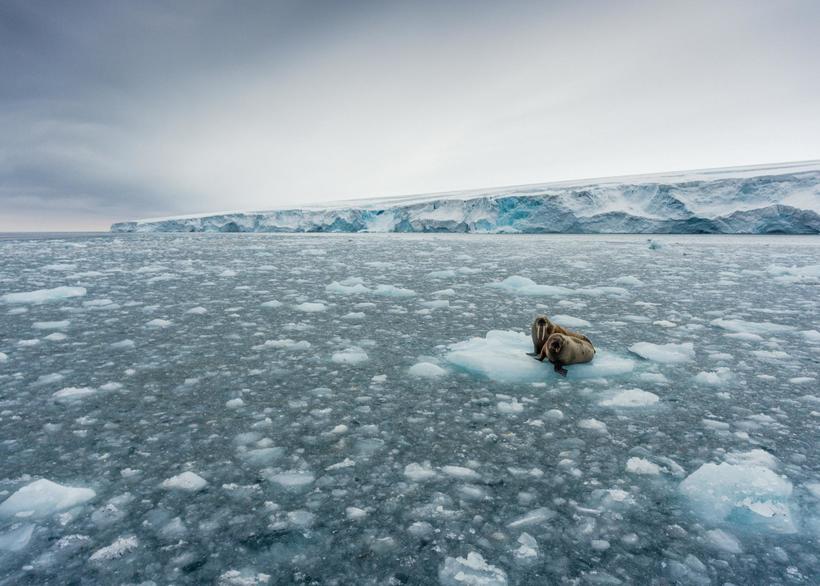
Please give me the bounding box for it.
[0,232,817,584]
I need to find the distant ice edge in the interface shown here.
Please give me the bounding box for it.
[111,165,820,234]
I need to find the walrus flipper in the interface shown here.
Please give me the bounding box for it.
[553,362,568,377]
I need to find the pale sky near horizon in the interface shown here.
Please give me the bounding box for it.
[1,0,819,231]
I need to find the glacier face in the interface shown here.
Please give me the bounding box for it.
[111,163,820,234]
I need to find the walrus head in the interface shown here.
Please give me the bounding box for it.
[533,316,552,343]
[548,335,563,354]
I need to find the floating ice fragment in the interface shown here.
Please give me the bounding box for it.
[679,463,796,533]
[497,398,524,414]
[0,523,35,551]
[488,276,573,297]
[551,314,591,328]
[53,387,96,402]
[0,479,95,518]
[218,569,271,585]
[89,535,138,561]
[145,318,173,328]
[600,389,659,407]
[261,300,282,308]
[1,286,86,304]
[0,352,7,362]
[408,362,447,378]
[693,368,734,386]
[578,418,608,433]
[294,302,327,312]
[626,457,661,475]
[267,470,315,490]
[373,284,416,297]
[346,507,367,520]
[710,318,795,335]
[439,552,508,586]
[331,347,369,364]
[445,330,635,383]
[705,529,743,553]
[161,471,207,492]
[507,507,556,529]
[441,465,481,480]
[110,339,135,349]
[629,341,694,363]
[33,320,70,330]
[404,463,438,482]
[186,306,207,314]
[226,398,245,409]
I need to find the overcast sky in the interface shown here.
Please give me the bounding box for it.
[1,0,819,230]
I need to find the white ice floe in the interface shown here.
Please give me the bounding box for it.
[507,507,556,529]
[218,570,271,585]
[550,315,591,328]
[441,465,481,480]
[261,300,282,308]
[497,398,524,414]
[408,362,447,378]
[255,339,311,351]
[629,341,694,363]
[52,387,96,402]
[1,286,86,304]
[145,318,173,328]
[32,320,70,330]
[489,276,627,298]
[693,367,734,386]
[186,306,208,314]
[705,529,743,554]
[600,389,659,408]
[445,330,635,383]
[326,280,416,297]
[0,352,8,362]
[0,479,95,518]
[724,449,779,470]
[679,463,796,533]
[294,302,327,312]
[404,462,438,482]
[439,552,508,586]
[614,275,644,286]
[0,523,35,552]
[267,471,315,490]
[626,457,661,475]
[802,330,820,342]
[89,535,139,561]
[110,339,135,349]
[331,347,369,364]
[710,318,795,335]
[578,418,608,433]
[160,471,208,492]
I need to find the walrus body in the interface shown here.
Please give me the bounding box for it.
[538,333,595,377]
[530,315,592,355]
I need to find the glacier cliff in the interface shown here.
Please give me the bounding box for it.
[111,162,820,234]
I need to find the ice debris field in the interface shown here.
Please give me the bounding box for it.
[0,233,818,585]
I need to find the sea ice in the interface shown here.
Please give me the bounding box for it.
[0,479,95,518]
[628,341,694,363]
[439,552,508,586]
[445,330,635,382]
[408,362,447,378]
[599,389,659,407]
[160,471,208,492]
[1,286,86,304]
[679,463,796,533]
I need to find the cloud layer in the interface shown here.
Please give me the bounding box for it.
[2,0,819,230]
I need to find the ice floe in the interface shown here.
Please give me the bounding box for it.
[628,341,694,363]
[0,479,95,518]
[1,286,86,304]
[445,330,635,382]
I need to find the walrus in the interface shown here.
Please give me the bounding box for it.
[537,333,595,377]
[530,315,592,355]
